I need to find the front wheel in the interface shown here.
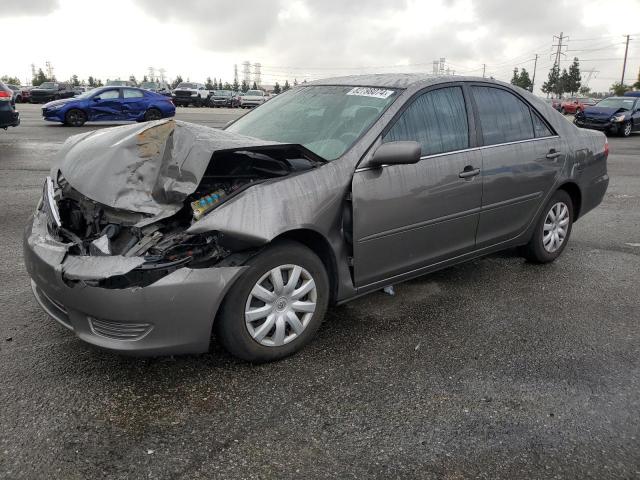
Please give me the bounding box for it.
[620,121,632,137]
[522,190,573,263]
[143,108,162,122]
[215,240,329,363]
[64,109,87,127]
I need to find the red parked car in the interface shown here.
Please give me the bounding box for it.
[560,97,596,115]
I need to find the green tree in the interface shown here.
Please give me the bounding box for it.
[129,75,137,86]
[87,76,96,87]
[578,85,591,96]
[518,68,533,91]
[205,77,214,89]
[32,68,49,86]
[232,79,239,91]
[252,81,258,90]
[633,68,640,90]
[223,82,232,90]
[273,82,281,94]
[0,75,21,85]
[71,74,80,87]
[556,68,570,97]
[541,65,559,97]
[610,82,631,96]
[171,75,183,89]
[142,75,149,83]
[566,58,581,96]
[282,80,291,92]
[241,80,249,92]
[510,68,520,86]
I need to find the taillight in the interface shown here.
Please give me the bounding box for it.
[0,90,11,101]
[604,139,609,159]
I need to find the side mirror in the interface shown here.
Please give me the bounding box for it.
[368,141,421,168]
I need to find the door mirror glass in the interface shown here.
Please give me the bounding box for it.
[368,141,421,167]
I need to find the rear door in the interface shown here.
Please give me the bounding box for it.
[88,88,123,121]
[121,88,147,120]
[469,85,565,247]
[351,84,483,287]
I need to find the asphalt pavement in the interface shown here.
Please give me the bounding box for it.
[1,104,639,479]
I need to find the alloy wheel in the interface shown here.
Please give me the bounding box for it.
[624,122,632,137]
[543,202,570,253]
[245,264,317,347]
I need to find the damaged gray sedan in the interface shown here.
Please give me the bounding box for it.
[24,74,609,362]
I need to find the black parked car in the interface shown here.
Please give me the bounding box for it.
[0,81,20,129]
[210,90,240,108]
[30,82,74,103]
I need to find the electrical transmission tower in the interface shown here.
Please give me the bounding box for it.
[45,61,54,80]
[148,67,156,81]
[242,61,251,84]
[253,63,261,87]
[551,32,569,70]
[234,64,239,85]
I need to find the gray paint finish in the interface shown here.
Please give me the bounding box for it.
[24,74,609,355]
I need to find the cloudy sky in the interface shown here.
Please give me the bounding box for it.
[2,0,639,94]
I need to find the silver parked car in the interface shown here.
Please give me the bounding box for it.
[24,74,609,362]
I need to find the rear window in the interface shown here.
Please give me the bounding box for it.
[472,86,534,145]
[246,90,263,96]
[177,83,197,89]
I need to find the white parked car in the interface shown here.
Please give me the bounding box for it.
[172,82,211,107]
[240,90,266,108]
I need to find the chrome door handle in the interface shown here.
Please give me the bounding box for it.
[459,167,480,179]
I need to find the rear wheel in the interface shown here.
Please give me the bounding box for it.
[215,240,329,363]
[575,107,581,115]
[143,108,162,122]
[560,107,566,114]
[523,189,573,263]
[64,109,87,127]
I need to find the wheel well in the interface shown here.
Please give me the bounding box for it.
[558,182,582,220]
[274,229,338,303]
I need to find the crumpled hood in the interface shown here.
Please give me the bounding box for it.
[43,98,75,109]
[582,106,626,118]
[52,119,281,219]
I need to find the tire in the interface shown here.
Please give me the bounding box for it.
[620,121,632,137]
[64,109,87,127]
[575,108,581,115]
[16,95,22,103]
[522,189,573,263]
[194,96,202,107]
[560,107,566,115]
[143,108,162,122]
[215,240,329,363]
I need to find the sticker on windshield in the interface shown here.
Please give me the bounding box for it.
[346,87,395,99]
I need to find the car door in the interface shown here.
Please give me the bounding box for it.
[351,84,483,287]
[634,99,640,131]
[469,85,565,247]
[88,89,122,121]
[121,88,147,120]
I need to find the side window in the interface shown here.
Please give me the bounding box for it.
[123,89,144,99]
[472,86,534,145]
[384,86,469,156]
[532,111,553,138]
[95,90,120,100]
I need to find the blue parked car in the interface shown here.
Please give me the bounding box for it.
[41,86,176,127]
[574,94,640,137]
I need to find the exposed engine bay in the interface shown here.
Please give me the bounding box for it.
[43,144,322,288]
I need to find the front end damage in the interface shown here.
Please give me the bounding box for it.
[24,119,324,354]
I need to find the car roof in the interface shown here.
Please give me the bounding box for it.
[307,73,510,89]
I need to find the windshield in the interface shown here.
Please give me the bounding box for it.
[246,90,263,96]
[177,83,197,89]
[596,97,635,110]
[39,82,56,89]
[214,90,231,96]
[75,89,97,99]
[227,85,398,160]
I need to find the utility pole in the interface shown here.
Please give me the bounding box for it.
[531,54,538,92]
[482,64,486,78]
[621,34,631,85]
